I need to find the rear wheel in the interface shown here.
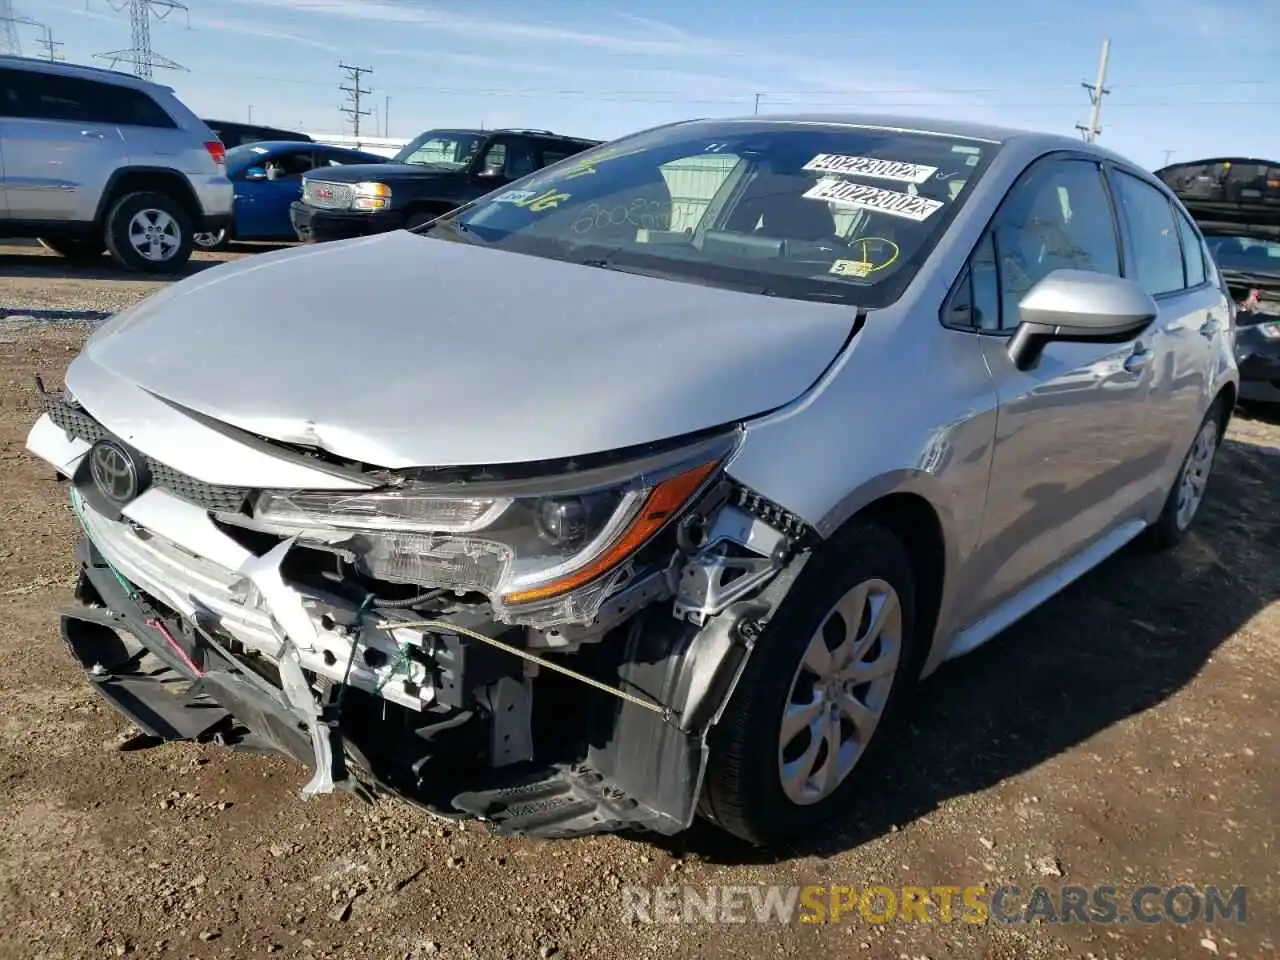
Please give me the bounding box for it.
[37,237,105,261]
[104,191,194,273]
[700,520,920,845]
[1143,399,1226,550]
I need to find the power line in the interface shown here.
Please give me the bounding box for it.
[338,61,372,140]
[1076,37,1112,142]
[95,0,189,80]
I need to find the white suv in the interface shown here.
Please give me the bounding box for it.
[0,56,232,272]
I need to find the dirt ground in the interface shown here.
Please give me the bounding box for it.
[1,243,1278,960]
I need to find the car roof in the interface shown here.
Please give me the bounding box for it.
[230,140,373,153]
[415,127,599,143]
[664,112,1134,161]
[0,54,167,92]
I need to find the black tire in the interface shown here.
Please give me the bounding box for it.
[37,237,106,261]
[1142,398,1227,551]
[699,519,921,846]
[103,191,194,273]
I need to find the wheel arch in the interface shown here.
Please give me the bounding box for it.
[836,490,948,681]
[95,167,201,226]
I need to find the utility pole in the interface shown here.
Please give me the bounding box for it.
[338,62,373,140]
[1075,37,1111,143]
[248,104,254,123]
[35,25,64,60]
[384,95,390,137]
[1161,149,1174,167]
[95,0,189,80]
[753,92,763,115]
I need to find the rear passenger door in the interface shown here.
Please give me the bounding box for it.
[1108,168,1230,473]
[0,68,123,223]
[958,156,1167,617]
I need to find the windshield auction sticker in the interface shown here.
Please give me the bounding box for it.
[803,178,944,222]
[803,154,938,184]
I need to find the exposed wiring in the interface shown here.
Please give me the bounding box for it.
[375,617,674,721]
[145,617,204,677]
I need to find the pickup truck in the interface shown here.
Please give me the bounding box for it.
[290,127,599,242]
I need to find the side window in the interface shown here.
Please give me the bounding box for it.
[18,73,100,122]
[661,153,740,233]
[1175,211,1207,288]
[1112,171,1185,296]
[943,232,1001,331]
[504,140,538,179]
[108,87,177,128]
[990,159,1121,329]
[265,151,315,179]
[0,68,30,117]
[478,140,507,175]
[539,147,574,168]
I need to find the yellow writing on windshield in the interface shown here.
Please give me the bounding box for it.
[511,189,570,213]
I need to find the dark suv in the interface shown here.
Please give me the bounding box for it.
[203,119,313,149]
[289,127,599,242]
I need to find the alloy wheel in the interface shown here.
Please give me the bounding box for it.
[777,577,902,806]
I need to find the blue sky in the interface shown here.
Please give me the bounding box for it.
[23,0,1280,169]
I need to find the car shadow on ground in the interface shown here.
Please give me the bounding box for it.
[0,242,293,282]
[653,429,1280,865]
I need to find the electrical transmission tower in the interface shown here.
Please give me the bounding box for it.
[339,62,373,140]
[95,0,189,79]
[1075,37,1112,143]
[36,27,64,61]
[1,0,22,56]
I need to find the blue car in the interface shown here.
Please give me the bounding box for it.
[194,140,390,250]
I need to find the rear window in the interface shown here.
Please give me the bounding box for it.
[423,120,998,307]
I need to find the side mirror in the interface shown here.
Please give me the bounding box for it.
[243,166,267,182]
[1007,269,1158,371]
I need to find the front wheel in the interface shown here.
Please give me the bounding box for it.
[699,520,919,846]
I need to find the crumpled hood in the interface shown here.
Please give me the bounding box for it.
[81,232,856,468]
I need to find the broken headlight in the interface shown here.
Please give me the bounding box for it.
[252,433,735,625]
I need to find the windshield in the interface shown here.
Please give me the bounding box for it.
[392,130,486,170]
[1204,234,1280,276]
[420,120,996,305]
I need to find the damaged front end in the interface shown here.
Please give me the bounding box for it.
[32,382,815,839]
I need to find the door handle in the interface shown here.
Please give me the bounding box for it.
[79,130,106,139]
[1123,347,1152,374]
[1198,319,1221,340]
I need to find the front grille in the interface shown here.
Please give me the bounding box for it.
[302,180,353,210]
[41,390,251,513]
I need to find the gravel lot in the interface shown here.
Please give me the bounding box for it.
[2,242,1278,960]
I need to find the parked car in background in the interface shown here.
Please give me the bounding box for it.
[193,140,391,250]
[1157,157,1280,405]
[0,56,231,272]
[290,127,599,242]
[204,119,313,149]
[28,114,1237,847]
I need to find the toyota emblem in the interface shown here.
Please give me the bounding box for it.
[89,439,141,505]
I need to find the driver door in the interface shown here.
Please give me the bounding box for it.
[236,148,317,238]
[960,156,1168,617]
